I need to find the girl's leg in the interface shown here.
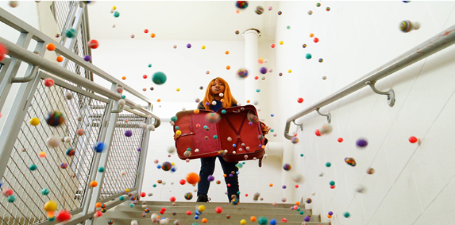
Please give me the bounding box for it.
[218,156,239,202]
[197,156,216,201]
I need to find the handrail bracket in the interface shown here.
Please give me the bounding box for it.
[366,81,395,107]
[292,120,303,131]
[316,108,331,124]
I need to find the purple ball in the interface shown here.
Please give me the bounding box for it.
[356,138,368,148]
[137,148,141,152]
[186,43,191,48]
[282,185,286,189]
[84,55,91,62]
[125,130,133,137]
[229,174,234,177]
[328,211,333,216]
[207,175,215,182]
[304,216,311,222]
[259,67,267,74]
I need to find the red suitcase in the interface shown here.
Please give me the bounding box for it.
[174,105,266,167]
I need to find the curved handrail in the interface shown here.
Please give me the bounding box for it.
[285,24,455,140]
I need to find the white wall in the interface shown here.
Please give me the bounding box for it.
[275,1,455,225]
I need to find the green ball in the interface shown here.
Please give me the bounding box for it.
[221,109,226,114]
[297,207,300,211]
[129,204,134,207]
[153,184,157,187]
[7,195,16,203]
[306,53,312,59]
[258,217,268,225]
[326,162,332,167]
[121,95,126,99]
[29,164,37,171]
[41,188,50,195]
[300,211,304,215]
[237,191,240,194]
[65,28,77,38]
[48,217,55,222]
[242,162,245,164]
[213,135,218,139]
[329,181,335,186]
[119,196,125,201]
[175,126,179,130]
[114,11,120,17]
[256,89,260,92]
[171,116,177,122]
[152,72,167,85]
[300,154,304,157]
[344,212,350,218]
[148,64,152,68]
[270,129,274,132]
[98,167,105,172]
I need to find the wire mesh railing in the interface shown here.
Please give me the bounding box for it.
[98,113,147,201]
[0,78,108,225]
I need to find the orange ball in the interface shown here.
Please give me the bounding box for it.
[157,99,161,102]
[202,218,207,223]
[90,181,98,187]
[95,202,102,208]
[310,33,314,37]
[269,183,273,187]
[328,215,332,218]
[295,201,300,205]
[194,109,200,114]
[226,65,230,70]
[250,216,257,222]
[186,172,200,185]
[121,76,126,80]
[46,43,55,51]
[246,100,250,103]
[47,211,55,218]
[223,174,227,177]
[151,33,156,38]
[56,56,63,62]
[225,51,229,55]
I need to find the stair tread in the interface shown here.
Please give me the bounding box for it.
[95,217,330,225]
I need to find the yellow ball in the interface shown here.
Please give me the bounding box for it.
[240,219,247,225]
[176,130,182,136]
[288,69,292,73]
[198,205,206,212]
[112,6,116,10]
[125,188,130,192]
[201,45,206,49]
[171,162,175,166]
[30,117,40,126]
[279,41,284,45]
[43,200,58,212]
[176,88,180,92]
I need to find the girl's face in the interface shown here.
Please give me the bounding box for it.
[211,79,225,96]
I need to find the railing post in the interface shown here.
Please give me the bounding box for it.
[135,103,152,199]
[84,83,121,225]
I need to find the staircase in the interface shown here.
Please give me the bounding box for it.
[94,201,331,225]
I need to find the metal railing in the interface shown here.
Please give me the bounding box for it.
[284,24,455,139]
[0,3,159,225]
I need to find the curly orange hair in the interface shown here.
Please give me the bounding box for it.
[201,77,237,110]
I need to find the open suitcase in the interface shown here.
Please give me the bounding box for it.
[173,105,267,167]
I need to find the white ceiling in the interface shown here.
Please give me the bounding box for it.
[87,1,279,41]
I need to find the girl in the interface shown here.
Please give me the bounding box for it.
[196,77,240,203]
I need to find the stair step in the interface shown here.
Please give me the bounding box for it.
[94,217,331,225]
[103,210,320,222]
[125,201,302,209]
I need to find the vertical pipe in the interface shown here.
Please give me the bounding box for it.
[243,29,261,105]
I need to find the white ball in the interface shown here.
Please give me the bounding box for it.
[121,171,126,176]
[263,154,268,159]
[64,137,72,143]
[160,218,170,224]
[65,92,73,100]
[195,149,199,153]
[212,101,217,105]
[320,124,333,134]
[414,22,421,30]
[182,108,186,111]
[219,93,224,97]
[147,124,155,131]
[254,100,259,105]
[264,59,268,63]
[112,24,116,28]
[118,99,126,106]
[46,135,61,148]
[9,1,18,8]
[167,147,176,154]
[291,172,304,184]
[139,123,147,129]
[131,220,138,225]
[311,192,316,196]
[232,151,236,154]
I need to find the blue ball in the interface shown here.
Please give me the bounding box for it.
[194,215,199,219]
[157,165,161,169]
[270,219,277,225]
[171,167,176,172]
[94,142,105,153]
[271,114,274,117]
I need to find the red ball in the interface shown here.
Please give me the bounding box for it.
[314,37,319,43]
[330,185,336,189]
[245,194,248,197]
[144,29,149,33]
[254,76,259,80]
[88,40,99,49]
[297,97,304,103]
[338,138,343,143]
[95,211,103,217]
[44,78,55,87]
[143,75,148,79]
[170,196,176,202]
[282,218,288,222]
[215,207,223,213]
[160,210,164,214]
[409,136,417,143]
[140,192,146,197]
[56,210,71,222]
[0,43,8,62]
[179,179,186,185]
[295,185,299,188]
[186,210,192,215]
[227,183,231,187]
[293,133,298,137]
[315,129,321,136]
[161,207,166,212]
[271,44,275,48]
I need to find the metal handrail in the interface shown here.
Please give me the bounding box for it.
[284,25,455,140]
[0,7,151,105]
